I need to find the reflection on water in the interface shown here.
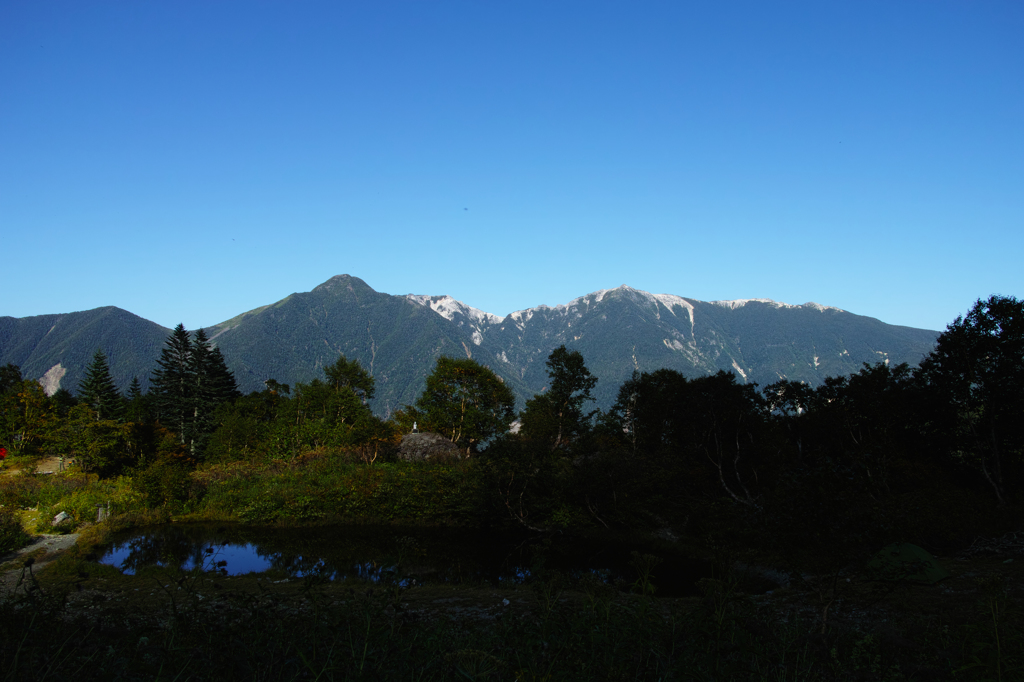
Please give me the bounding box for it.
[99,524,709,597]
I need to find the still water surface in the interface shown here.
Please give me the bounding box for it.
[99,524,709,597]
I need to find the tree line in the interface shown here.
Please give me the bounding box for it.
[1,295,1021,551]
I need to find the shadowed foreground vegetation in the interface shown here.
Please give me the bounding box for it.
[2,295,1022,679]
[2,519,1023,681]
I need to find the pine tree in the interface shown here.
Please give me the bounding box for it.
[206,346,241,404]
[127,376,143,402]
[125,376,150,423]
[78,349,124,421]
[151,324,195,446]
[187,328,219,449]
[150,324,240,456]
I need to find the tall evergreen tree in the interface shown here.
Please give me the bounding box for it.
[78,349,124,420]
[207,346,241,404]
[151,324,196,447]
[151,324,240,456]
[188,328,215,447]
[125,376,150,423]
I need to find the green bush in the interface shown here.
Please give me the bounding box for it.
[27,475,142,533]
[133,457,197,509]
[0,474,44,509]
[197,459,485,525]
[0,507,30,554]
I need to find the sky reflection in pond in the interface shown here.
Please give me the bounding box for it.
[98,524,709,596]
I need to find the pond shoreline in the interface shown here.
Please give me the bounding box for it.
[91,519,714,597]
[0,532,79,589]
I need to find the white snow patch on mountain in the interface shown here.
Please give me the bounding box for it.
[406,295,502,325]
[438,286,844,338]
[731,360,748,381]
[712,298,792,310]
[509,309,535,326]
[712,298,844,313]
[803,302,842,312]
[511,285,698,320]
[650,293,695,316]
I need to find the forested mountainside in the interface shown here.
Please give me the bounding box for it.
[1,275,937,413]
[0,307,169,395]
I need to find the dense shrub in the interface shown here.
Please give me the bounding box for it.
[133,456,199,509]
[0,507,29,554]
[196,458,485,525]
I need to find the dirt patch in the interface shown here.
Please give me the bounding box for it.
[32,456,66,474]
[0,533,79,589]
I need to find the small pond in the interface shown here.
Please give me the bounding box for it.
[98,524,711,597]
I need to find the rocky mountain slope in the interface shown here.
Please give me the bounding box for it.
[405,283,938,408]
[0,307,169,395]
[1,275,939,414]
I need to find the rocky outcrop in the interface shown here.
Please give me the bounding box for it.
[397,432,463,463]
[39,363,66,396]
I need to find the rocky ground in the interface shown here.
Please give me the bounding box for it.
[0,532,79,589]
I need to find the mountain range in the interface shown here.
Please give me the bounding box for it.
[1,275,940,414]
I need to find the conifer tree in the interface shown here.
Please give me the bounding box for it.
[50,387,79,418]
[150,324,240,455]
[151,324,196,446]
[125,376,150,423]
[207,346,241,404]
[78,349,124,421]
[189,328,214,443]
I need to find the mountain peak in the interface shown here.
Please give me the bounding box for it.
[312,275,374,294]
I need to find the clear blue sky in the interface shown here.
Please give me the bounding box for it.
[2,1,1021,332]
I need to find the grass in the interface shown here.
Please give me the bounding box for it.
[3,456,1023,680]
[2,517,1022,681]
[0,508,31,555]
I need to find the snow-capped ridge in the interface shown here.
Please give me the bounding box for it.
[711,298,843,313]
[712,298,791,310]
[803,302,842,312]
[409,287,844,340]
[406,294,502,326]
[506,284,695,318]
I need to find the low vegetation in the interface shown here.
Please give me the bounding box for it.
[1,294,1022,680]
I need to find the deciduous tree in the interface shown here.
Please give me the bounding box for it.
[519,345,598,451]
[918,294,1024,504]
[412,357,515,454]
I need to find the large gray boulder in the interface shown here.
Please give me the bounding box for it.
[398,432,463,463]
